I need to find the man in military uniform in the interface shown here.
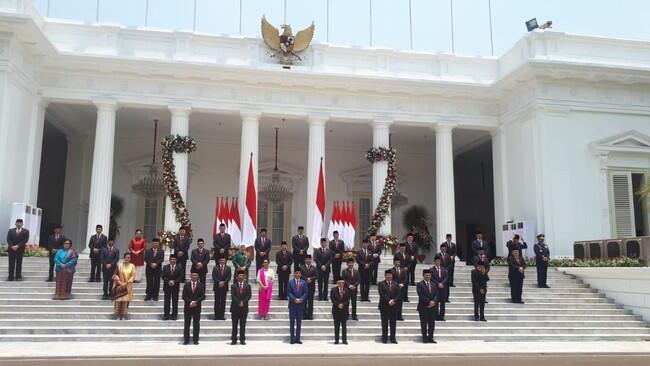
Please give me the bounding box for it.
[534,234,550,288]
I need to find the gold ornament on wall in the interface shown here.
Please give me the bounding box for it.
[261,15,314,65]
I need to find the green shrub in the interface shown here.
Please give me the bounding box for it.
[490,256,643,267]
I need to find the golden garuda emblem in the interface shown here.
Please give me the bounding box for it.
[261,15,315,65]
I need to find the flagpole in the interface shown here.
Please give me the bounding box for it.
[488,0,494,56]
[450,0,455,53]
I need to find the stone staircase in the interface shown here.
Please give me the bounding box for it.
[0,257,648,342]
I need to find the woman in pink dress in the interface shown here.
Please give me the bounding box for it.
[256,259,275,320]
[128,229,146,283]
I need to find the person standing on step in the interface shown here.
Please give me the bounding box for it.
[390,256,407,321]
[275,241,293,300]
[416,269,438,343]
[88,224,107,282]
[53,239,78,300]
[172,227,192,276]
[404,233,417,286]
[368,234,381,286]
[378,269,400,344]
[330,278,350,345]
[190,238,210,285]
[442,234,457,287]
[315,238,332,301]
[144,238,165,301]
[439,243,453,303]
[292,226,309,272]
[534,234,550,288]
[508,249,526,304]
[471,231,489,264]
[230,270,251,345]
[430,255,448,321]
[212,256,231,320]
[300,255,317,320]
[162,255,184,320]
[254,228,271,273]
[256,258,275,320]
[213,223,232,263]
[288,268,308,344]
[100,239,120,300]
[394,243,411,303]
[506,234,528,258]
[46,225,66,282]
[357,239,372,302]
[471,248,491,274]
[342,259,360,320]
[183,271,206,345]
[472,261,489,322]
[128,229,146,283]
[329,231,345,283]
[112,253,136,320]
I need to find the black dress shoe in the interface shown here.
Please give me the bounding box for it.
[240,341,246,345]
[352,317,359,321]
[171,316,177,321]
[183,340,190,345]
[16,277,22,281]
[480,318,487,322]
[439,318,446,321]
[144,297,151,301]
[544,285,550,288]
[193,341,199,345]
[390,339,398,344]
[154,298,159,301]
[163,316,169,320]
[382,340,388,344]
[397,317,404,321]
[6,278,14,281]
[430,339,437,344]
[88,279,94,282]
[422,338,429,343]
[485,300,489,303]
[403,299,410,303]
[290,340,295,344]
[295,341,302,344]
[474,316,479,321]
[450,285,456,287]
[231,341,237,345]
[334,341,339,345]
[342,341,348,345]
[46,279,53,282]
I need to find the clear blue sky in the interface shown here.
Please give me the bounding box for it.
[33,0,650,56]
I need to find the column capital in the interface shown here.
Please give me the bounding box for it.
[168,104,192,117]
[371,117,394,129]
[240,110,262,123]
[307,114,329,126]
[432,122,457,133]
[93,99,118,112]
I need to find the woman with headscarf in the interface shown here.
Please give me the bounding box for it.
[112,253,136,320]
[53,239,78,300]
[128,229,146,282]
[256,258,275,320]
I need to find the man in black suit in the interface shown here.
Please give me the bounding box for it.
[144,238,165,301]
[442,234,457,287]
[394,243,412,303]
[292,226,309,271]
[431,255,448,321]
[46,225,66,282]
[471,231,489,262]
[472,261,490,321]
[275,241,293,300]
[100,239,120,300]
[6,218,29,281]
[342,259,360,320]
[300,255,317,320]
[404,233,417,285]
[368,234,381,285]
[390,256,408,321]
[230,270,252,345]
[329,230,345,283]
[162,255,184,320]
[182,272,206,345]
[254,228,271,272]
[173,227,192,274]
[417,269,438,343]
[190,238,210,285]
[330,279,350,345]
[356,239,372,302]
[378,269,400,344]
[471,248,491,274]
[508,249,526,304]
[315,238,332,301]
[212,256,231,320]
[439,243,453,303]
[506,234,528,258]
[534,234,551,288]
[212,223,232,262]
[88,224,107,282]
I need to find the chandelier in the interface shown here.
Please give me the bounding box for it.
[132,118,166,199]
[261,126,292,202]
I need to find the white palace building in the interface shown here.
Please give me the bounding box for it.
[1,0,650,260]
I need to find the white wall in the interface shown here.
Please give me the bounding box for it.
[559,267,650,322]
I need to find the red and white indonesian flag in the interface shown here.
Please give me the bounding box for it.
[310,159,326,248]
[241,155,257,247]
[327,201,340,240]
[219,197,230,229]
[348,201,357,249]
[212,197,219,238]
[229,197,242,246]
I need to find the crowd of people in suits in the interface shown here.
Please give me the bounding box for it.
[5,218,552,346]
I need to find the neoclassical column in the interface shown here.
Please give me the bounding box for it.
[238,111,260,231]
[490,125,508,257]
[434,123,457,244]
[24,97,48,205]
[86,100,117,241]
[164,105,192,232]
[371,118,393,236]
[306,115,328,242]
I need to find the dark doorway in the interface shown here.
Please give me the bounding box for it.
[36,121,68,246]
[631,173,647,236]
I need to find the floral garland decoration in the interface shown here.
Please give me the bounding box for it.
[365,146,397,236]
[160,135,198,244]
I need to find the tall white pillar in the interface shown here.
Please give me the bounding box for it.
[435,123,456,244]
[491,125,509,257]
[238,111,260,233]
[371,118,393,236]
[164,105,192,232]
[24,97,48,205]
[86,100,117,241]
[306,115,328,242]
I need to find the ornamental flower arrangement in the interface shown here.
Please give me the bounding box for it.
[365,147,397,236]
[377,235,399,254]
[161,135,198,232]
[342,250,357,261]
